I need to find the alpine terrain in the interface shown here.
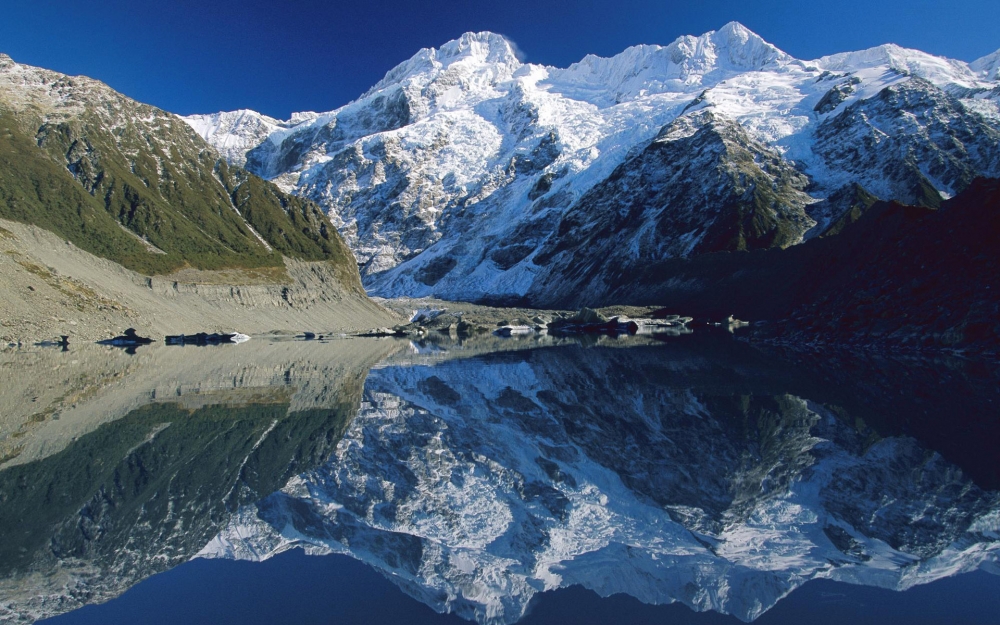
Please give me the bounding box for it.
[187,23,1000,306]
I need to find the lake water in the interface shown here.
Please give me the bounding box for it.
[1,331,997,624]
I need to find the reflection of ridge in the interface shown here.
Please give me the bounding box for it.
[1,338,404,470]
[0,400,361,624]
[203,344,1000,624]
[0,340,399,624]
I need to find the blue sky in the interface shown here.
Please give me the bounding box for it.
[4,0,1000,119]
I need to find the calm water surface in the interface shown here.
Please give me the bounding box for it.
[0,332,996,624]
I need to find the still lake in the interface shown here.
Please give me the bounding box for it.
[1,331,997,624]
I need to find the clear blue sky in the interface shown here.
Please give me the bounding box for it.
[3,0,999,119]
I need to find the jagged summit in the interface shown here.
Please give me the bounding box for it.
[359,23,785,109]
[551,21,789,101]
[709,21,791,68]
[364,30,521,97]
[437,31,521,65]
[191,108,284,127]
[183,109,304,167]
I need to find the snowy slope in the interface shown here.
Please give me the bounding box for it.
[816,43,984,89]
[183,109,316,167]
[972,48,1000,80]
[184,23,1000,304]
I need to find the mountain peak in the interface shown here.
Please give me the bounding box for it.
[364,31,520,97]
[715,21,758,44]
[550,22,789,105]
[705,21,790,69]
[971,48,1000,79]
[819,43,919,68]
[438,31,520,65]
[816,43,982,88]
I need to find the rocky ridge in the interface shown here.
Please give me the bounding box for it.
[0,53,402,342]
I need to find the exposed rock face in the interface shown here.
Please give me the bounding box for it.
[525,111,815,304]
[812,78,1000,208]
[185,25,1000,304]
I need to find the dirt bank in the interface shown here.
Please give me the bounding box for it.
[0,219,402,344]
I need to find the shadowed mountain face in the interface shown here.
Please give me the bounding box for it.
[193,339,1000,625]
[621,177,1000,352]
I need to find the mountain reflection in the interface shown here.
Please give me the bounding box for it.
[1,336,998,624]
[0,340,396,623]
[202,340,1000,624]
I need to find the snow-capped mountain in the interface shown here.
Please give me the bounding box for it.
[185,23,1000,305]
[184,109,318,167]
[200,345,1000,624]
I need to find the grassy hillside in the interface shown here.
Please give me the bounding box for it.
[0,55,356,277]
[0,114,176,274]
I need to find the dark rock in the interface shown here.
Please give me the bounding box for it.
[99,328,154,347]
[164,332,243,346]
[569,308,607,324]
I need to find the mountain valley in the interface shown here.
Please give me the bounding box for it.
[1,17,999,624]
